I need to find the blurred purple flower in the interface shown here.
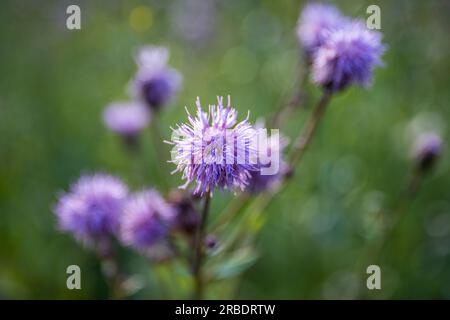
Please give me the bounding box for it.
[297,3,347,58]
[103,101,151,138]
[130,46,182,111]
[247,122,289,193]
[168,96,258,195]
[120,190,176,252]
[311,20,385,92]
[54,174,128,246]
[414,132,443,171]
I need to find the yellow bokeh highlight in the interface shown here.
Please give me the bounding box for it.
[129,6,153,32]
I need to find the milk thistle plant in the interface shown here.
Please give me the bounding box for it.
[52,3,446,300]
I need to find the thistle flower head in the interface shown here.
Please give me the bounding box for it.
[120,190,176,252]
[103,101,151,137]
[414,132,443,172]
[297,3,347,58]
[169,96,258,195]
[131,46,182,110]
[311,20,385,92]
[54,174,128,246]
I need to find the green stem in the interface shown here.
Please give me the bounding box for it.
[271,65,309,128]
[213,78,314,230]
[374,169,424,258]
[289,90,332,168]
[97,240,125,300]
[150,120,170,190]
[192,193,211,299]
[210,192,250,233]
[228,90,334,247]
[357,168,425,298]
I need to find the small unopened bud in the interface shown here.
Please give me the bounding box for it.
[205,235,218,249]
[168,190,200,234]
[414,132,443,172]
[284,166,295,179]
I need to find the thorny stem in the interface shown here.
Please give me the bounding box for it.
[192,192,211,299]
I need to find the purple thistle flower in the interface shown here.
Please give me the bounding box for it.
[120,190,176,252]
[130,46,182,111]
[103,101,151,137]
[414,132,443,172]
[311,20,385,92]
[54,174,128,246]
[247,122,289,193]
[168,96,258,195]
[297,3,347,58]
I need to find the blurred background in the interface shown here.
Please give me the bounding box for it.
[0,0,449,299]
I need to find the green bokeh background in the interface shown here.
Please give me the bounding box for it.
[0,0,449,299]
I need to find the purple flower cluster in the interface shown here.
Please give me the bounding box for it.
[131,46,182,111]
[312,21,385,92]
[54,174,128,246]
[53,3,396,298]
[168,96,258,195]
[297,3,385,92]
[54,174,181,255]
[103,46,182,142]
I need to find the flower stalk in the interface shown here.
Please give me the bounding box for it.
[192,192,211,299]
[271,69,309,128]
[289,89,332,168]
[97,241,125,300]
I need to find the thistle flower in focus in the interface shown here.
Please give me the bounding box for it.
[120,190,176,255]
[296,3,347,59]
[413,132,443,172]
[311,20,385,92]
[131,46,182,111]
[168,96,258,195]
[54,174,128,247]
[247,122,289,193]
[103,101,151,143]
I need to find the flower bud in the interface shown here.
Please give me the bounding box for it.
[414,132,443,172]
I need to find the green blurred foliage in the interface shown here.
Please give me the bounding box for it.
[0,0,449,299]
